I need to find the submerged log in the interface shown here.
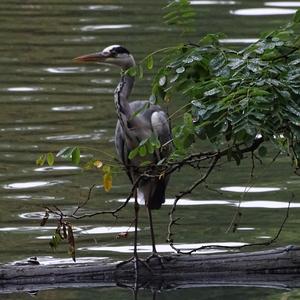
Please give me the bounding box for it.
[1,245,300,294]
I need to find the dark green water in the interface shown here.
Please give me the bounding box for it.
[1,0,300,299]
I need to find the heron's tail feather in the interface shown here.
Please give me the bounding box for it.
[138,177,168,210]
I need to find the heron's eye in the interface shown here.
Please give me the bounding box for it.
[110,50,118,57]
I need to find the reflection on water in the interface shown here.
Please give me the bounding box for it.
[220,186,281,193]
[81,24,132,31]
[80,5,122,11]
[44,132,104,141]
[220,38,259,44]
[81,226,137,235]
[265,1,300,7]
[3,180,67,190]
[191,0,236,4]
[6,87,43,92]
[230,7,297,15]
[51,105,93,112]
[0,226,56,232]
[79,242,246,254]
[34,166,80,172]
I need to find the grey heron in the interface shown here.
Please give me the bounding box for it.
[74,45,172,261]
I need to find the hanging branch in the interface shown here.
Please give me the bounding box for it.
[167,154,220,252]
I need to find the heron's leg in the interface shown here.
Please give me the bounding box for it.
[133,189,139,260]
[117,190,152,275]
[146,207,165,267]
[147,207,157,254]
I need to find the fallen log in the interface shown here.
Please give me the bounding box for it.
[1,245,300,294]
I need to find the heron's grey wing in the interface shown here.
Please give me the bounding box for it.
[150,110,172,159]
[115,121,133,183]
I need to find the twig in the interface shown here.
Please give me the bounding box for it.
[167,155,220,250]
[72,184,96,216]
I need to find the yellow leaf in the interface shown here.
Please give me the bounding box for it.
[36,154,46,166]
[93,160,103,169]
[103,173,112,192]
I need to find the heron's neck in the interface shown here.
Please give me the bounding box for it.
[114,73,134,124]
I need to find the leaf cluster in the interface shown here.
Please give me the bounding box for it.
[152,11,300,167]
[41,210,76,262]
[163,0,196,33]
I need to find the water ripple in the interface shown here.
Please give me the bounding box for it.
[3,180,67,190]
[80,5,122,11]
[80,24,132,31]
[220,38,259,44]
[239,200,297,208]
[265,1,300,7]
[81,226,137,235]
[220,186,281,193]
[44,131,105,141]
[79,242,246,254]
[34,166,80,172]
[0,125,47,132]
[6,86,43,92]
[51,105,93,112]
[191,0,236,4]
[230,7,297,15]
[0,226,56,232]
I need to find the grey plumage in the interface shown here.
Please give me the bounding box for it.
[115,97,172,209]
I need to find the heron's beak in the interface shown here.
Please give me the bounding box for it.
[73,51,110,62]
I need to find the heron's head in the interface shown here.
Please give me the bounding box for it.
[74,45,135,70]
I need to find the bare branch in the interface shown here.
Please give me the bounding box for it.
[167,154,220,250]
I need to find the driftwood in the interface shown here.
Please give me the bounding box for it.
[1,245,300,294]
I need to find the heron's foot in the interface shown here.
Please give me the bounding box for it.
[146,252,165,269]
[117,256,153,275]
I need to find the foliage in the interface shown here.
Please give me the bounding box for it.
[163,0,196,33]
[148,11,300,168]
[36,147,113,192]
[128,134,161,160]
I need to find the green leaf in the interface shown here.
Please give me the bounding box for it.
[149,94,156,104]
[102,165,111,174]
[126,66,137,77]
[204,87,221,97]
[138,145,147,157]
[128,147,139,160]
[146,141,155,154]
[159,75,167,86]
[138,64,144,79]
[176,66,185,74]
[146,55,154,70]
[71,147,80,165]
[293,9,300,23]
[49,232,62,250]
[46,152,55,166]
[56,147,75,159]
